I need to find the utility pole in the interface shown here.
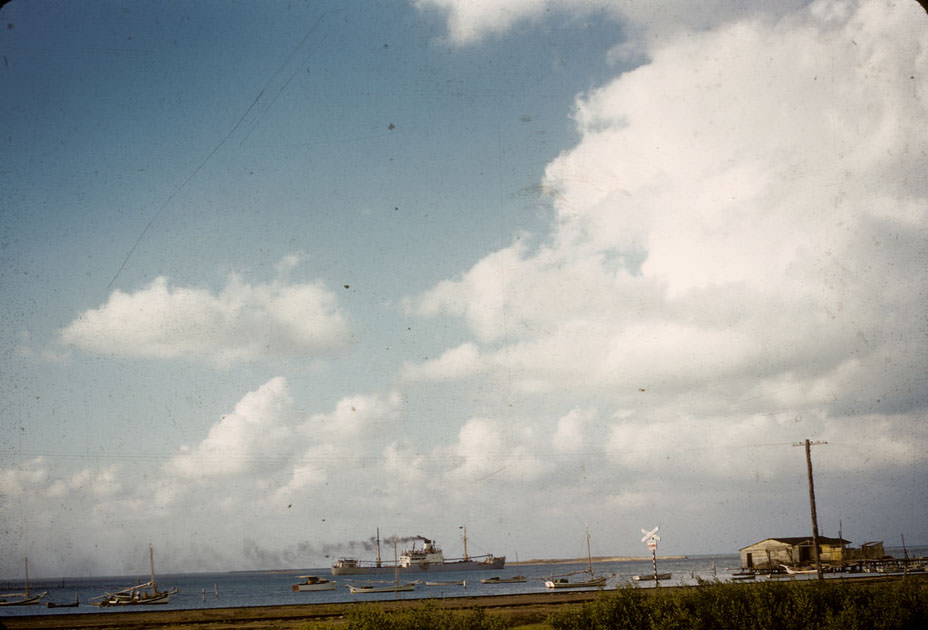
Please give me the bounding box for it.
[794,439,827,580]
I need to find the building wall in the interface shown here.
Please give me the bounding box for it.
[819,542,844,563]
[740,540,801,569]
[845,542,885,561]
[740,538,853,569]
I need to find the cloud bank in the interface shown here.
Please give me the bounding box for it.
[415,0,810,46]
[408,0,928,419]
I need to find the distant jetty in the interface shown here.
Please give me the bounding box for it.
[517,555,687,566]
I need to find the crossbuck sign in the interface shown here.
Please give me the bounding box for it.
[641,526,660,551]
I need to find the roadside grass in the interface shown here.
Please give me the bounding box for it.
[300,578,928,630]
[547,579,928,630]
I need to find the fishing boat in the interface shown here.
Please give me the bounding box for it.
[0,592,46,607]
[292,575,336,591]
[333,526,504,575]
[347,535,417,594]
[545,575,608,589]
[93,544,177,607]
[425,579,466,586]
[781,564,818,575]
[0,558,47,606]
[348,582,416,593]
[545,527,609,589]
[46,595,80,608]
[481,575,527,584]
[729,571,755,581]
[632,573,673,582]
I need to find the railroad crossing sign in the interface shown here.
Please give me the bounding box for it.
[641,526,660,550]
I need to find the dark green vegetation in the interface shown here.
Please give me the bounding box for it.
[345,601,508,630]
[547,579,928,630]
[337,579,928,630]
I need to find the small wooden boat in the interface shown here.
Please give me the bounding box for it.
[292,575,336,591]
[729,572,755,581]
[545,575,608,589]
[47,594,80,608]
[781,564,817,575]
[632,573,672,582]
[481,575,527,584]
[545,526,609,590]
[0,593,47,606]
[425,579,465,586]
[348,582,416,593]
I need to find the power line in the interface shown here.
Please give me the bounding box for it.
[105,10,334,292]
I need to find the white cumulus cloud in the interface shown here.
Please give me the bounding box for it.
[407,0,928,421]
[59,274,351,366]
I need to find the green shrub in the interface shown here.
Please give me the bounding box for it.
[546,578,928,630]
[345,601,506,630]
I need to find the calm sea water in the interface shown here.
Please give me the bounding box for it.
[2,548,923,618]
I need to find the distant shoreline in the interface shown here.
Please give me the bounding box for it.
[516,555,687,566]
[228,555,690,574]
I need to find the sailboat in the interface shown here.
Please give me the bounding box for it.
[0,558,47,606]
[93,544,177,606]
[482,553,527,583]
[545,527,609,589]
[348,535,417,594]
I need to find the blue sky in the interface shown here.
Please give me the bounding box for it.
[2,0,927,578]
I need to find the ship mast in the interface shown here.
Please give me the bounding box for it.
[460,525,468,561]
[376,528,382,568]
[392,534,399,587]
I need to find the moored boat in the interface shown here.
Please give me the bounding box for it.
[347,582,416,593]
[632,573,672,581]
[481,575,527,584]
[545,527,610,590]
[292,575,336,591]
[0,558,47,607]
[729,571,755,581]
[545,575,608,589]
[93,544,177,607]
[0,593,47,607]
[347,534,417,594]
[46,594,80,608]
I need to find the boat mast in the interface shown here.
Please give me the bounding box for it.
[585,526,593,575]
[460,525,468,561]
[376,528,382,568]
[149,543,156,593]
[24,557,30,596]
